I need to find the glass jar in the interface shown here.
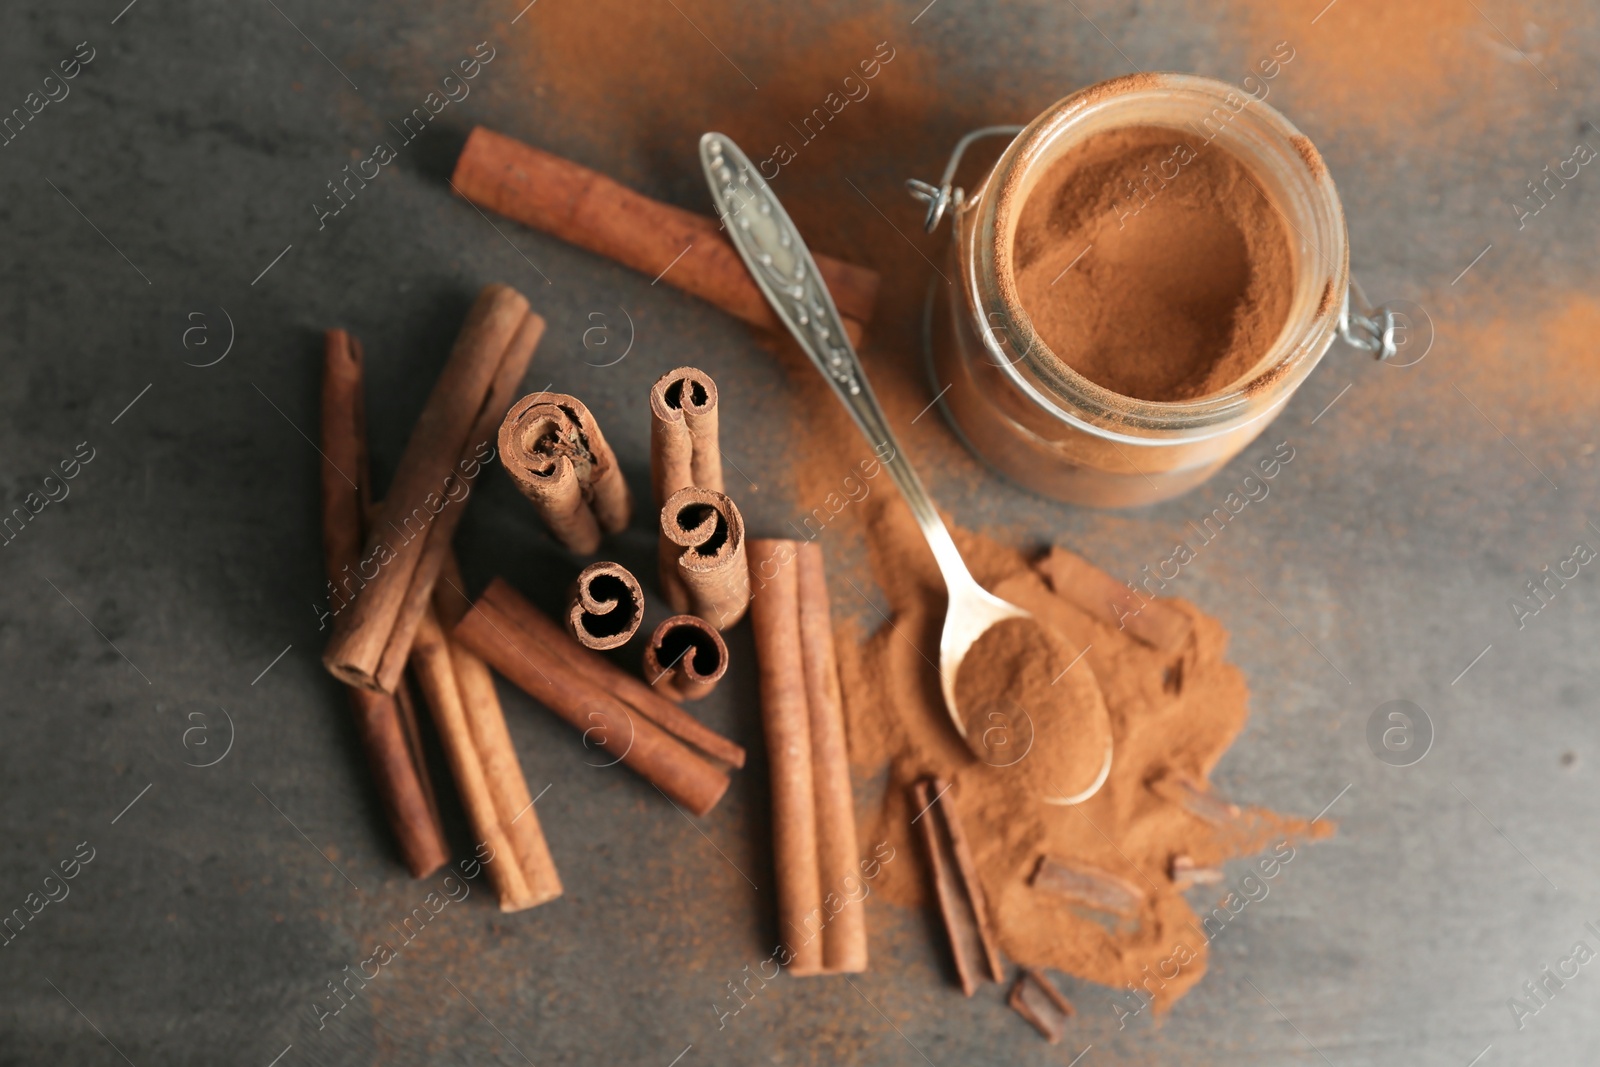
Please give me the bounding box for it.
[928,73,1350,508]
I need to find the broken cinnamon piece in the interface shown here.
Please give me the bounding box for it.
[1008,968,1075,1043]
[911,776,1004,995]
[1029,855,1144,917]
[567,561,644,650]
[1147,771,1241,825]
[644,615,728,701]
[499,391,631,554]
[450,128,879,343]
[1170,855,1224,889]
[650,366,724,505]
[660,486,749,628]
[1034,546,1194,654]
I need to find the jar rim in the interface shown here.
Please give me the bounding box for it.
[971,72,1349,441]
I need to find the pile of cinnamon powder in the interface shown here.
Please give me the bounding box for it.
[835,492,1328,1013]
[1013,125,1294,401]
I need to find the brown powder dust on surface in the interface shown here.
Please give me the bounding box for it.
[953,617,1112,803]
[834,489,1329,1012]
[1013,126,1294,402]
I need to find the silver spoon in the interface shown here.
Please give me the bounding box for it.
[700,133,1111,803]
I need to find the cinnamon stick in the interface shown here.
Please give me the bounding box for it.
[644,615,728,702]
[1035,546,1194,654]
[567,561,644,651]
[320,329,448,879]
[748,540,824,976]
[1008,968,1075,1044]
[464,578,745,769]
[650,366,723,505]
[660,486,749,628]
[453,579,731,816]
[369,311,545,695]
[499,391,631,554]
[324,285,540,692]
[435,554,563,907]
[1029,855,1143,917]
[1147,770,1241,825]
[911,776,1004,995]
[451,127,879,344]
[796,541,867,974]
[410,601,537,911]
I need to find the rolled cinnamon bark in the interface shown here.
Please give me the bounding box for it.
[650,366,723,505]
[451,127,880,343]
[660,487,749,628]
[499,392,631,554]
[471,578,745,769]
[324,285,538,692]
[748,538,825,976]
[434,554,563,907]
[567,561,644,651]
[644,615,728,702]
[411,601,537,911]
[911,776,1004,996]
[453,579,731,816]
[795,542,867,973]
[370,311,545,694]
[320,329,448,879]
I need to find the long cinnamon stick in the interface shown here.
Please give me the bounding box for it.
[567,561,644,651]
[498,391,631,554]
[454,579,731,816]
[911,776,1004,995]
[451,127,880,343]
[435,554,563,907]
[320,329,448,879]
[464,578,745,769]
[324,285,537,692]
[650,366,723,505]
[796,542,867,974]
[411,601,536,911]
[369,311,544,695]
[748,539,824,976]
[644,615,728,702]
[660,487,749,628]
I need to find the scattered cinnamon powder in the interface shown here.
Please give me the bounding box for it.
[835,491,1329,1013]
[1013,126,1294,401]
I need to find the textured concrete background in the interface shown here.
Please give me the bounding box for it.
[1,1,1596,1064]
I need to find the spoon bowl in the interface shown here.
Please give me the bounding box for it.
[702,132,1112,802]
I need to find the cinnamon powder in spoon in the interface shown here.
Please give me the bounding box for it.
[1013,125,1295,402]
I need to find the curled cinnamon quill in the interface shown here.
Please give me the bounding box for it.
[644,614,728,701]
[566,561,644,650]
[499,392,630,554]
[659,486,749,628]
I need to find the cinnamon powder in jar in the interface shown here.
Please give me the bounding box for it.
[1013,125,1295,402]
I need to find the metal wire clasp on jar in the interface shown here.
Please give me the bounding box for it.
[912,73,1399,508]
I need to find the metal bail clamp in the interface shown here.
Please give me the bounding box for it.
[905,125,1026,234]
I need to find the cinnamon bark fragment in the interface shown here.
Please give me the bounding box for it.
[1035,545,1194,654]
[1008,968,1075,1043]
[319,328,449,879]
[499,391,631,554]
[660,486,749,628]
[1147,770,1241,825]
[450,128,879,344]
[1170,855,1224,889]
[1029,855,1144,917]
[567,561,644,650]
[453,579,732,816]
[911,776,1004,995]
[644,615,728,702]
